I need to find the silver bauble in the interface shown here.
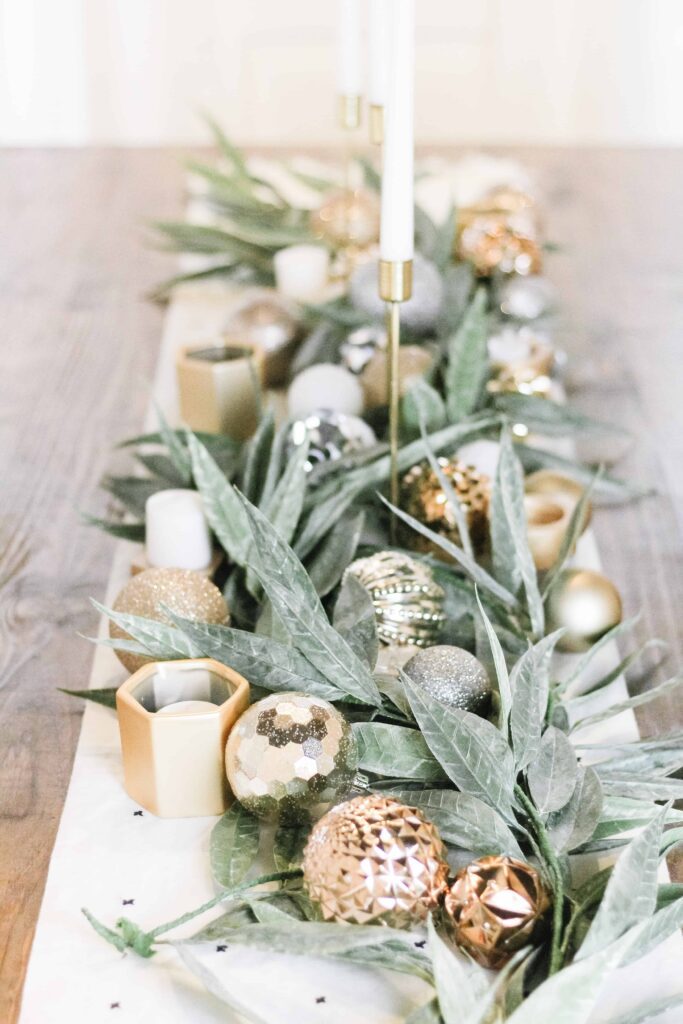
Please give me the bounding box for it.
[339,324,387,375]
[225,692,358,823]
[349,254,444,334]
[498,275,557,321]
[404,645,492,715]
[287,410,377,474]
[223,288,300,386]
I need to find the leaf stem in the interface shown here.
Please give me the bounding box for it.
[514,785,565,975]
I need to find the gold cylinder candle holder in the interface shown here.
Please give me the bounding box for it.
[176,339,264,440]
[116,658,250,818]
[369,103,384,146]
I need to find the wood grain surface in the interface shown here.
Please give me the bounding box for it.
[1,147,682,1021]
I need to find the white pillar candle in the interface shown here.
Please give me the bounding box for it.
[273,244,330,304]
[337,0,362,96]
[156,700,217,716]
[369,0,389,107]
[379,0,415,262]
[145,489,212,571]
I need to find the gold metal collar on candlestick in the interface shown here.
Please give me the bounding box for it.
[338,94,362,131]
[369,103,384,146]
[379,259,413,539]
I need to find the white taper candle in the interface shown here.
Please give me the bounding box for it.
[369,0,389,107]
[337,0,362,96]
[379,0,415,262]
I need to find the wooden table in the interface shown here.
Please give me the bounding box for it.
[1,147,682,1022]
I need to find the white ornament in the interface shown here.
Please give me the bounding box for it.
[287,363,364,419]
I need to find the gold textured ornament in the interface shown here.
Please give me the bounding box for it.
[344,551,446,647]
[360,344,435,410]
[223,289,300,387]
[546,568,623,653]
[225,692,357,823]
[110,568,229,674]
[457,190,542,278]
[400,457,491,558]
[303,794,449,927]
[310,189,380,252]
[444,855,551,970]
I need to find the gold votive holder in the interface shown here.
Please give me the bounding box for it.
[116,658,250,818]
[176,339,264,440]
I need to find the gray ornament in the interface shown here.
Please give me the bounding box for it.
[349,253,444,334]
[340,325,387,374]
[498,275,557,322]
[287,410,377,474]
[404,645,492,715]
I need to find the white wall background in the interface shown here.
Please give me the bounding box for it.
[1,0,683,147]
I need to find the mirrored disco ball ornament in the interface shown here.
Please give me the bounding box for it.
[303,794,449,927]
[344,551,446,647]
[400,457,491,558]
[287,410,377,474]
[310,189,380,251]
[444,856,551,970]
[339,324,387,375]
[404,645,492,716]
[225,692,357,824]
[498,275,557,321]
[349,253,444,334]
[223,289,300,387]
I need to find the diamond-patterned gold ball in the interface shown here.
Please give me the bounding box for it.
[110,568,229,674]
[400,457,491,558]
[303,794,449,927]
[344,551,446,647]
[443,855,551,970]
[225,692,357,823]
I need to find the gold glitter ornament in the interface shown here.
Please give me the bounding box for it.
[310,189,380,251]
[225,692,357,823]
[344,551,446,647]
[400,457,491,558]
[360,344,435,410]
[546,568,622,653]
[111,568,229,674]
[303,794,449,927]
[444,855,551,970]
[457,191,542,278]
[404,645,492,715]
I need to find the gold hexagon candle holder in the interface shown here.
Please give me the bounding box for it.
[176,339,264,440]
[116,658,250,818]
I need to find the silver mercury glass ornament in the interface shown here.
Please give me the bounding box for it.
[287,410,377,474]
[403,644,492,716]
[339,324,387,375]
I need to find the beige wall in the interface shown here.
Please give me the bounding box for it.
[1,0,682,146]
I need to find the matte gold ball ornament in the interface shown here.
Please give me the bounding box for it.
[344,551,446,647]
[444,855,551,970]
[360,344,435,410]
[546,568,623,653]
[110,568,230,674]
[225,692,357,823]
[400,457,491,558]
[303,794,449,927]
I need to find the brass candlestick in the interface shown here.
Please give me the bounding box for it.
[379,258,413,540]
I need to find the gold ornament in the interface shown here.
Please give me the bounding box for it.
[400,457,491,558]
[404,645,492,715]
[225,692,357,823]
[111,568,229,674]
[444,855,551,970]
[303,794,449,927]
[344,551,446,647]
[223,289,300,387]
[360,344,435,409]
[310,189,380,252]
[457,189,542,277]
[546,568,622,653]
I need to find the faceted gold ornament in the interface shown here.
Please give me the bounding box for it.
[303,794,449,927]
[444,855,551,970]
[546,568,622,653]
[310,189,380,251]
[110,568,230,674]
[344,551,446,647]
[400,457,491,558]
[457,190,542,277]
[225,692,357,823]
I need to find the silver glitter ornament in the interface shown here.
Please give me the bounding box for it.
[344,551,446,647]
[339,324,387,375]
[225,692,358,823]
[287,410,377,474]
[498,275,557,321]
[404,645,492,715]
[349,254,444,335]
[223,289,300,387]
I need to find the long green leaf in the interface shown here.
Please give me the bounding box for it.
[510,629,564,770]
[389,787,524,858]
[475,589,511,736]
[353,723,445,781]
[445,288,489,421]
[210,806,260,889]
[527,725,578,814]
[187,433,253,564]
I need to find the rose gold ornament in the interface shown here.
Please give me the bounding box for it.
[444,855,551,969]
[400,457,491,557]
[303,794,449,927]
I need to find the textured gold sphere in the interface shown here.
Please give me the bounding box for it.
[225,692,357,823]
[546,568,622,652]
[303,794,449,927]
[359,344,435,409]
[310,188,380,251]
[400,457,491,558]
[444,855,551,970]
[457,193,542,276]
[224,289,300,387]
[111,568,229,673]
[344,551,446,647]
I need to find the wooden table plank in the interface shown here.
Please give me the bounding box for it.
[1,147,682,1021]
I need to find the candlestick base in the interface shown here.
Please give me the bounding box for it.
[379,259,413,302]
[369,104,384,146]
[338,94,362,131]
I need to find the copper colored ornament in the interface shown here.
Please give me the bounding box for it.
[546,568,622,653]
[444,855,551,970]
[223,289,300,387]
[303,794,449,927]
[359,344,435,410]
[310,189,380,251]
[344,551,446,647]
[400,457,490,558]
[110,568,230,674]
[225,692,357,823]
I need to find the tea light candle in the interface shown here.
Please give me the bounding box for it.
[273,244,330,304]
[156,700,217,716]
[145,489,212,571]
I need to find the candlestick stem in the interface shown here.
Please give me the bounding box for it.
[379,259,413,543]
